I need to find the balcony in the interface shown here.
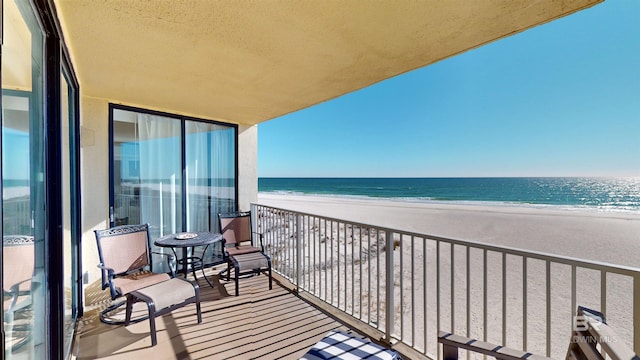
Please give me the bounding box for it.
[71,204,640,359]
[73,272,368,359]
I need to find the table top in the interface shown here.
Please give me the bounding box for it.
[300,331,400,360]
[154,231,222,248]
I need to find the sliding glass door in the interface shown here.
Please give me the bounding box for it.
[2,1,46,358]
[185,121,236,232]
[61,60,80,358]
[110,105,237,269]
[111,108,183,237]
[3,0,80,358]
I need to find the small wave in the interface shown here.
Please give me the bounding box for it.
[258,191,640,215]
[258,177,640,214]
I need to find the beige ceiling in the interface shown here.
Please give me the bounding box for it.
[54,0,601,126]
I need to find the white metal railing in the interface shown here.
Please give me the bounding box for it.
[2,197,31,235]
[251,203,640,359]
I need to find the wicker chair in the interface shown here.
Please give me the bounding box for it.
[95,224,202,346]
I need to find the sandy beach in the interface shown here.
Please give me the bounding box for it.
[258,193,640,268]
[256,193,640,358]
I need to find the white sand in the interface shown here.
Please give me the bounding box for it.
[258,193,640,268]
[256,193,640,358]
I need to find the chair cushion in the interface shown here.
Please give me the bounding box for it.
[132,278,195,310]
[113,272,170,295]
[231,253,269,271]
[226,245,261,256]
[301,331,400,360]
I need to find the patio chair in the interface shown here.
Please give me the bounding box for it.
[218,211,264,258]
[95,224,202,346]
[3,235,35,352]
[438,306,638,360]
[566,306,638,360]
[219,212,272,295]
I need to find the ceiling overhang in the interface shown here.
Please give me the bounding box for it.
[54,0,602,126]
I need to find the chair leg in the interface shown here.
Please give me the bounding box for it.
[191,266,197,281]
[442,343,459,360]
[235,263,240,296]
[125,295,134,326]
[227,261,231,281]
[267,257,272,290]
[194,284,202,324]
[146,301,158,347]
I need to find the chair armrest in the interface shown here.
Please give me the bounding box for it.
[97,263,119,298]
[152,251,174,262]
[97,263,116,283]
[152,251,176,278]
[220,239,229,259]
[4,279,33,310]
[438,332,552,360]
[253,231,265,252]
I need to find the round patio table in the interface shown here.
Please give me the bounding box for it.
[154,231,223,287]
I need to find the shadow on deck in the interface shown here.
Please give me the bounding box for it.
[72,268,356,360]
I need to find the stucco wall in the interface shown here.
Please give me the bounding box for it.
[238,124,258,211]
[78,96,258,292]
[79,96,110,288]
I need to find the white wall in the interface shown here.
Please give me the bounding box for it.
[238,124,258,211]
[79,96,110,289]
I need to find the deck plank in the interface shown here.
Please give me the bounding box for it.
[72,269,366,360]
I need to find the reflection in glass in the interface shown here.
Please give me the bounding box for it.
[2,95,34,356]
[185,121,236,233]
[2,0,46,358]
[61,69,76,357]
[113,109,183,271]
[185,121,236,265]
[111,108,237,270]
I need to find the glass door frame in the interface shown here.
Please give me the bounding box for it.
[108,103,239,233]
[40,3,82,357]
[1,0,82,358]
[60,33,82,356]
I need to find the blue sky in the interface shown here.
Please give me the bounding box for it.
[258,0,640,178]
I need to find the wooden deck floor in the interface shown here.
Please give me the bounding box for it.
[71,268,354,360]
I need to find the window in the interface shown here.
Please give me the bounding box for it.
[2,1,81,357]
[2,1,46,358]
[109,105,237,269]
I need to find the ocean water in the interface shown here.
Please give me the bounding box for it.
[258,177,640,213]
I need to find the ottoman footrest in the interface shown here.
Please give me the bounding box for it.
[126,278,202,346]
[229,252,272,296]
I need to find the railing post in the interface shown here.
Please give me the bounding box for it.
[385,230,394,343]
[250,204,255,232]
[634,274,640,355]
[296,214,302,292]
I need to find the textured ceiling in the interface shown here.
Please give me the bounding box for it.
[54,0,601,125]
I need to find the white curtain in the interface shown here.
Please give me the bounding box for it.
[185,122,209,232]
[210,125,236,216]
[137,114,181,238]
[185,122,235,233]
